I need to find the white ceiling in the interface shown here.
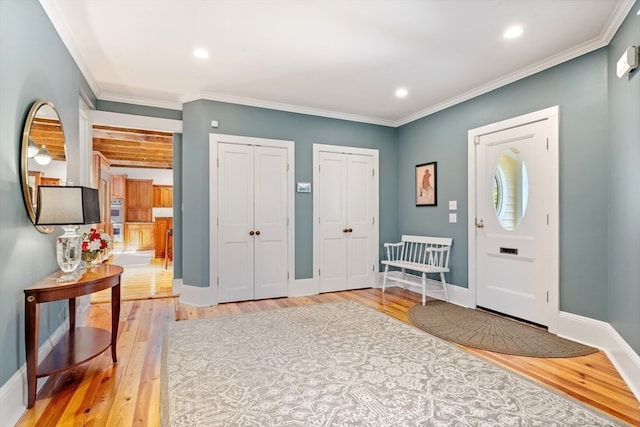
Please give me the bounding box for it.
[41,0,636,127]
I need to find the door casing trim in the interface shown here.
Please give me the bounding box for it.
[467,106,559,333]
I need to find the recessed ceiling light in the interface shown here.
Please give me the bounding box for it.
[194,48,209,59]
[395,88,408,98]
[504,26,523,39]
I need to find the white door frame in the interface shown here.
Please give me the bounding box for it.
[209,133,295,305]
[467,106,559,333]
[313,143,379,294]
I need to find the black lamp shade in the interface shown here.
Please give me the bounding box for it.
[35,186,101,225]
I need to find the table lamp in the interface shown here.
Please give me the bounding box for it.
[35,186,101,276]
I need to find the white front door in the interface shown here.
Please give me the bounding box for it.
[217,142,289,303]
[315,145,378,293]
[474,117,555,326]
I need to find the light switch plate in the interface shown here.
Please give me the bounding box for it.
[449,213,457,223]
[449,200,457,210]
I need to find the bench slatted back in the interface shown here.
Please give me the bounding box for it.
[393,235,452,268]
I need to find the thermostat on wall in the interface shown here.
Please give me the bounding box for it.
[297,182,311,193]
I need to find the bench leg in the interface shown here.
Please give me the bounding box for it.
[401,269,407,290]
[440,272,449,301]
[421,272,427,305]
[382,264,389,292]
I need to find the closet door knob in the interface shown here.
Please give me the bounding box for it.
[249,231,255,236]
[255,230,261,236]
[347,228,353,233]
[343,228,349,233]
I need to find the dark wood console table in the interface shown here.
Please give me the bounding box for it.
[24,264,123,408]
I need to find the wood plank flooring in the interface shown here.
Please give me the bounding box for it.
[16,270,640,426]
[90,259,176,303]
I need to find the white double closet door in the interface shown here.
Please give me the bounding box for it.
[314,144,379,293]
[216,141,290,303]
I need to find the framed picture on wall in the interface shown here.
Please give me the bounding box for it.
[416,162,437,206]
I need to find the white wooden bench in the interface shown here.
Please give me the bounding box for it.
[381,235,452,305]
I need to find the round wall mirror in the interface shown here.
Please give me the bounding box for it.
[492,148,528,231]
[20,100,68,233]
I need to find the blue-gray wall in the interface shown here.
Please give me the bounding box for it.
[606,7,640,352]
[398,49,610,320]
[0,0,96,386]
[182,100,398,285]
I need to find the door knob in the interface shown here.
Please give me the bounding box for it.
[347,228,353,233]
[249,231,255,236]
[476,219,484,229]
[255,230,261,236]
[343,228,349,233]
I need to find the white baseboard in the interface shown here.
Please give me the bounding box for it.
[172,278,183,295]
[558,311,640,401]
[179,282,217,307]
[0,319,69,427]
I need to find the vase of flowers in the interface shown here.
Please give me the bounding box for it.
[81,228,112,270]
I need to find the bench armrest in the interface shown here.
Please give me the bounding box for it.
[383,242,403,248]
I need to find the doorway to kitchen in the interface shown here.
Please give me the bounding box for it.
[88,111,182,302]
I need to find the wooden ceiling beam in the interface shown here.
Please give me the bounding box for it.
[92,129,172,144]
[109,159,172,169]
[93,138,172,150]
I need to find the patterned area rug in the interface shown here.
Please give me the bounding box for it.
[161,301,622,426]
[408,301,598,357]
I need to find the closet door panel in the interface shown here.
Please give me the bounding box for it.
[254,146,288,299]
[318,151,348,293]
[218,143,255,303]
[347,154,374,289]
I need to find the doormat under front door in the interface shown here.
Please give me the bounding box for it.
[408,301,597,357]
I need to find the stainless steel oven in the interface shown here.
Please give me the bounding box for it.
[110,199,124,242]
[111,222,123,242]
[110,199,124,223]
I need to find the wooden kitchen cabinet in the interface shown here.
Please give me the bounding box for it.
[111,174,127,199]
[153,185,173,207]
[154,217,173,259]
[40,177,60,186]
[124,223,154,251]
[126,179,153,222]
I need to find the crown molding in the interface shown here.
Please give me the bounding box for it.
[181,91,396,127]
[98,92,183,111]
[39,0,101,99]
[42,0,634,129]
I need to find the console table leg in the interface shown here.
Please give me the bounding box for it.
[111,282,121,363]
[68,298,76,330]
[25,298,39,408]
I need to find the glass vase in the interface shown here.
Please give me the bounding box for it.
[57,226,81,273]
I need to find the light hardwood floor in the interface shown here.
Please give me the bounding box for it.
[16,265,640,426]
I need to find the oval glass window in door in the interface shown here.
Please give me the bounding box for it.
[492,148,528,231]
